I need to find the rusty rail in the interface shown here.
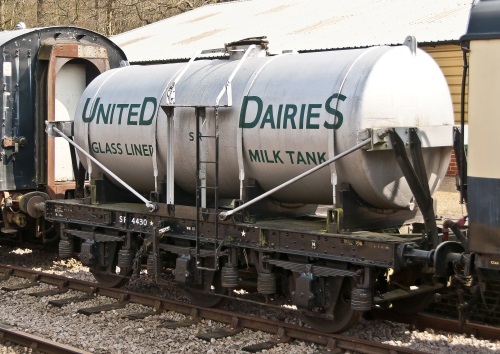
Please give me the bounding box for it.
[0,264,433,354]
[373,310,500,341]
[0,323,90,354]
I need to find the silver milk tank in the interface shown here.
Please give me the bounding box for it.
[73,45,453,209]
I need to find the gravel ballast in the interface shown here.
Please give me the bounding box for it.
[0,177,498,353]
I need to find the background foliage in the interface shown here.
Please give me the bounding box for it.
[2,0,232,35]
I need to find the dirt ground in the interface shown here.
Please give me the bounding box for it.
[434,176,468,219]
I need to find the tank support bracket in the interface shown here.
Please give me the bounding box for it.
[389,128,439,248]
[45,121,158,212]
[219,138,372,220]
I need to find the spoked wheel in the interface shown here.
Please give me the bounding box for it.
[90,267,130,288]
[184,270,226,307]
[295,275,360,333]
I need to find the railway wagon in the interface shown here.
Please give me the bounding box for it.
[0,26,127,238]
[41,0,500,332]
[459,1,500,280]
[44,36,457,333]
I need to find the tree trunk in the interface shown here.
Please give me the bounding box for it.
[36,0,45,26]
[106,0,114,36]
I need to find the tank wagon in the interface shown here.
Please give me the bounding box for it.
[42,33,462,333]
[0,26,127,239]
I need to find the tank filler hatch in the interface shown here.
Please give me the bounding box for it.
[225,36,269,60]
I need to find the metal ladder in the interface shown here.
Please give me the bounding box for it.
[194,106,221,271]
[163,45,257,272]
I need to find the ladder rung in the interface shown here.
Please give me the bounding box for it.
[199,135,217,138]
[198,186,219,190]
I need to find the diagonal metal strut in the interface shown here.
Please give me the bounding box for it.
[389,128,438,248]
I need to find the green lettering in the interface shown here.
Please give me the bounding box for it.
[133,144,142,155]
[296,151,306,164]
[306,104,322,129]
[96,104,111,124]
[109,104,116,124]
[91,141,99,153]
[128,104,140,125]
[260,105,275,129]
[240,96,263,128]
[299,104,306,129]
[139,97,157,126]
[306,152,317,165]
[264,150,274,163]
[317,152,326,163]
[283,104,297,129]
[285,150,295,164]
[273,150,283,164]
[82,97,99,123]
[249,150,261,162]
[324,93,346,129]
[117,104,129,125]
[276,104,283,128]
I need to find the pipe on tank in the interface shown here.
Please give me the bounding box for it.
[219,137,372,220]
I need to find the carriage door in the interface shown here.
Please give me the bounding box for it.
[42,41,110,199]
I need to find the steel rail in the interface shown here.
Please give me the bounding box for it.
[372,310,500,341]
[0,323,91,354]
[0,264,427,354]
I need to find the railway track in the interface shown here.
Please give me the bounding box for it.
[0,323,91,354]
[373,311,500,341]
[0,264,429,354]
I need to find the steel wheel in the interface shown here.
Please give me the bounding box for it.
[184,270,226,307]
[90,267,130,288]
[297,275,360,333]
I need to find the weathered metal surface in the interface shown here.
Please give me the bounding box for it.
[123,311,157,320]
[75,45,452,212]
[77,301,128,315]
[160,319,199,329]
[110,0,471,63]
[0,27,125,193]
[374,311,500,341]
[28,288,68,297]
[48,295,95,308]
[242,341,282,353]
[1,282,39,292]
[64,229,125,242]
[196,328,242,341]
[0,264,474,350]
[462,4,500,276]
[46,199,409,267]
[0,323,91,354]
[46,203,114,226]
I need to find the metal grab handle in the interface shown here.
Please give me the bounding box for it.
[219,137,372,221]
[46,122,158,212]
